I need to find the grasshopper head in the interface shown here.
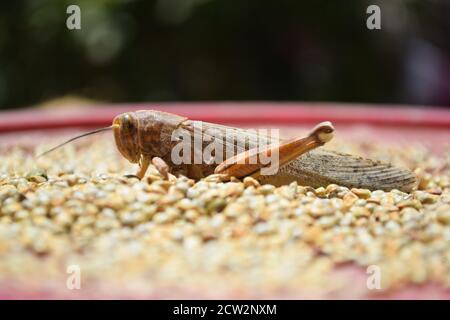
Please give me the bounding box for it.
[113,112,140,163]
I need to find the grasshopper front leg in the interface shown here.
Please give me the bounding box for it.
[135,156,151,180]
[214,121,334,179]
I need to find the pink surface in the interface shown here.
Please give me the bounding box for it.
[0,102,449,133]
[0,102,449,299]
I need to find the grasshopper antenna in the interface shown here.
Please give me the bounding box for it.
[36,126,114,158]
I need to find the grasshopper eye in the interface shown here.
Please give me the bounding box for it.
[122,114,136,133]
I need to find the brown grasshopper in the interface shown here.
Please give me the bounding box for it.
[39,110,418,192]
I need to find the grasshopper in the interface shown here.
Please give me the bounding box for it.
[39,110,418,192]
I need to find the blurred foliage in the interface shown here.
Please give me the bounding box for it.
[0,0,449,109]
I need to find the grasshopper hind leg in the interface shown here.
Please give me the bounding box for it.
[214,121,334,179]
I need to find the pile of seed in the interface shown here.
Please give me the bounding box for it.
[0,134,449,298]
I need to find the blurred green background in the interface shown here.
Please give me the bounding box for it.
[0,0,449,110]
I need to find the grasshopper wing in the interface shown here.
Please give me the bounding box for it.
[277,149,418,192]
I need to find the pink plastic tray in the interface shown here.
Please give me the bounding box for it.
[0,102,449,299]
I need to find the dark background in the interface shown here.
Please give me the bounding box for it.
[0,0,449,110]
